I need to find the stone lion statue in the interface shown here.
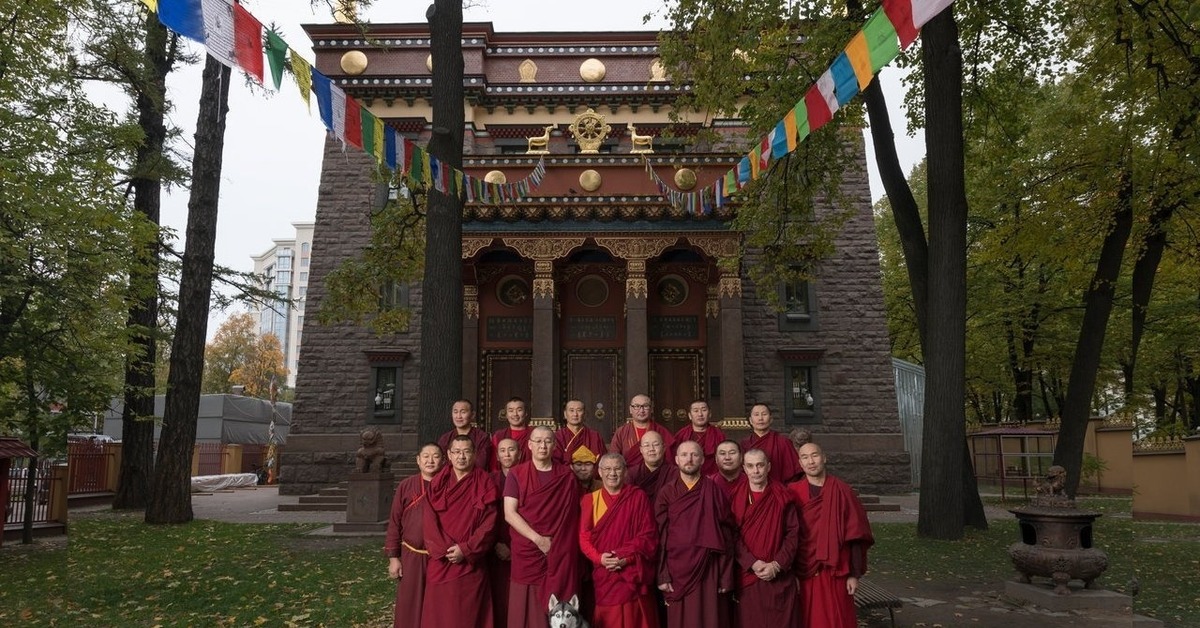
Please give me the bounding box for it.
[355,427,390,473]
[1033,464,1072,506]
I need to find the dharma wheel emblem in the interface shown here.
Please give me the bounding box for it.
[568,108,611,154]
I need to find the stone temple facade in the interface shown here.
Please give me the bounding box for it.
[280,21,909,495]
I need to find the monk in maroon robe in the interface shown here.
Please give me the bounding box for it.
[624,431,675,507]
[790,442,874,628]
[655,440,735,628]
[491,397,531,471]
[421,435,500,628]
[437,399,493,472]
[490,438,520,628]
[554,399,607,465]
[671,400,726,476]
[731,449,799,625]
[709,439,746,500]
[610,394,674,468]
[580,453,659,628]
[504,426,583,627]
[740,403,800,484]
[386,443,442,628]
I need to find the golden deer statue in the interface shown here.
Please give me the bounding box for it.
[627,123,654,154]
[525,125,555,154]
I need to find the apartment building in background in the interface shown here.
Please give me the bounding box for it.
[250,222,315,388]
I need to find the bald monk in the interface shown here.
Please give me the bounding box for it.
[438,399,493,472]
[385,443,443,628]
[492,397,532,471]
[580,453,660,628]
[504,426,583,627]
[740,403,801,484]
[655,440,735,628]
[709,439,746,499]
[790,441,874,628]
[554,399,606,465]
[610,394,674,468]
[421,435,500,628]
[625,431,675,507]
[731,449,799,626]
[490,438,521,628]
[671,399,726,476]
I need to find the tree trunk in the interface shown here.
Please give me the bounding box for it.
[417,0,465,445]
[917,8,971,540]
[114,17,171,511]
[146,57,230,524]
[1052,165,1133,497]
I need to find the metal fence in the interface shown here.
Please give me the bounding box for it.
[893,358,925,488]
[195,442,224,476]
[5,459,55,525]
[68,440,112,494]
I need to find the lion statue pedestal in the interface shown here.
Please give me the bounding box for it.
[344,428,394,525]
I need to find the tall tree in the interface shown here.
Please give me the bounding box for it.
[146,56,231,524]
[202,312,263,394]
[417,0,465,444]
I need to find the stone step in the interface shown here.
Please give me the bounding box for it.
[278,502,345,512]
[331,521,388,534]
[858,494,880,504]
[863,502,902,512]
[299,495,347,505]
[318,487,348,497]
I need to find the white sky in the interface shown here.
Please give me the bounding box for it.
[155,1,925,336]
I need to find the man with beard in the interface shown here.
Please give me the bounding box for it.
[610,394,674,468]
[490,438,520,628]
[421,435,500,628]
[709,439,746,500]
[671,399,726,476]
[790,441,874,628]
[625,431,674,507]
[554,399,606,466]
[731,449,799,626]
[491,397,532,470]
[580,453,659,628]
[740,403,800,484]
[655,440,735,628]
[385,443,443,628]
[438,399,493,472]
[504,426,583,627]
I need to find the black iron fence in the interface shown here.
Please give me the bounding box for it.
[5,459,56,525]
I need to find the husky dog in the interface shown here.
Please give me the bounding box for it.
[548,594,589,628]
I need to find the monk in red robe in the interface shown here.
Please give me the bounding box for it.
[386,443,443,628]
[790,441,874,628]
[671,399,726,476]
[624,431,674,507]
[421,435,500,628]
[504,426,583,627]
[709,439,746,500]
[731,449,799,625]
[580,453,659,628]
[655,440,735,628]
[490,438,520,628]
[740,403,800,484]
[491,397,532,471]
[610,394,674,468]
[554,399,606,465]
[438,399,493,472]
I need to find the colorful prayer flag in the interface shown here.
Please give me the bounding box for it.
[830,52,860,105]
[912,0,955,29]
[863,9,901,72]
[804,83,833,133]
[330,84,347,144]
[371,116,386,164]
[232,3,263,83]
[157,0,205,43]
[343,96,362,149]
[384,127,399,170]
[311,70,332,131]
[845,32,875,90]
[771,120,790,159]
[265,30,288,90]
[792,100,810,145]
[882,0,920,48]
[200,0,237,70]
[290,52,312,111]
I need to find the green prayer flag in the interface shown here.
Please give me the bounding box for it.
[266,30,288,90]
[409,146,425,185]
[863,9,901,73]
[361,109,377,158]
[792,100,810,144]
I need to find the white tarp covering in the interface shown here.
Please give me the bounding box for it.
[190,473,260,492]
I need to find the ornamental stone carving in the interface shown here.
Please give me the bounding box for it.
[719,274,742,298]
[626,277,649,299]
[504,237,587,261]
[518,58,538,83]
[687,234,741,260]
[593,236,679,262]
[706,284,720,318]
[463,285,479,320]
[461,237,494,259]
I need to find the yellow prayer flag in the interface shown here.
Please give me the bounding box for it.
[845,33,874,90]
[373,116,385,164]
[140,0,158,11]
[290,52,313,112]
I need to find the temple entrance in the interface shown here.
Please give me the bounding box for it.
[562,350,622,440]
[649,351,703,434]
[481,351,531,432]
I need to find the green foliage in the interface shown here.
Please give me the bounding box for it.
[317,182,426,335]
[202,313,288,397]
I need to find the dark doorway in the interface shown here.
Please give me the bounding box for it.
[564,351,621,441]
[649,352,703,434]
[481,352,531,432]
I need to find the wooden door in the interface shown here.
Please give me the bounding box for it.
[482,352,531,432]
[649,353,702,434]
[564,351,620,441]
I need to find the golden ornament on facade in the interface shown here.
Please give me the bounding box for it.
[649,58,667,82]
[674,168,697,190]
[484,170,507,184]
[569,108,611,154]
[340,50,368,75]
[526,124,554,154]
[627,123,654,154]
[518,59,538,83]
[579,58,607,82]
[579,169,602,192]
[426,54,433,72]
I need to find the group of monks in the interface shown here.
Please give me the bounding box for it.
[385,394,875,628]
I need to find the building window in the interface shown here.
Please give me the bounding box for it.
[299,272,308,283]
[778,279,818,331]
[379,280,408,310]
[277,256,292,271]
[301,257,310,267]
[783,363,820,425]
[372,366,398,420]
[301,242,310,254]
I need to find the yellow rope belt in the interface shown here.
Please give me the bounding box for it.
[402,541,429,555]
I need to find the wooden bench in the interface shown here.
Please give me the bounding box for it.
[855,579,903,627]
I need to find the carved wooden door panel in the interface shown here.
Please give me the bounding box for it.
[564,351,620,441]
[649,353,702,434]
[481,352,531,433]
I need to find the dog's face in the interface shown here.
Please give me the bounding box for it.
[547,594,582,628]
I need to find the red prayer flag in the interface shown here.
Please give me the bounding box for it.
[882,0,920,48]
[804,84,833,134]
[343,96,363,149]
[232,2,263,83]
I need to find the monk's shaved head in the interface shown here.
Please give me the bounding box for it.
[531,425,554,439]
[677,440,703,456]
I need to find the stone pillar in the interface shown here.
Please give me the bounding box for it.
[625,258,649,397]
[718,271,746,421]
[462,284,480,401]
[344,470,395,523]
[531,260,557,423]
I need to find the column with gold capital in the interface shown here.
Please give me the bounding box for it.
[625,258,650,398]
[718,269,746,423]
